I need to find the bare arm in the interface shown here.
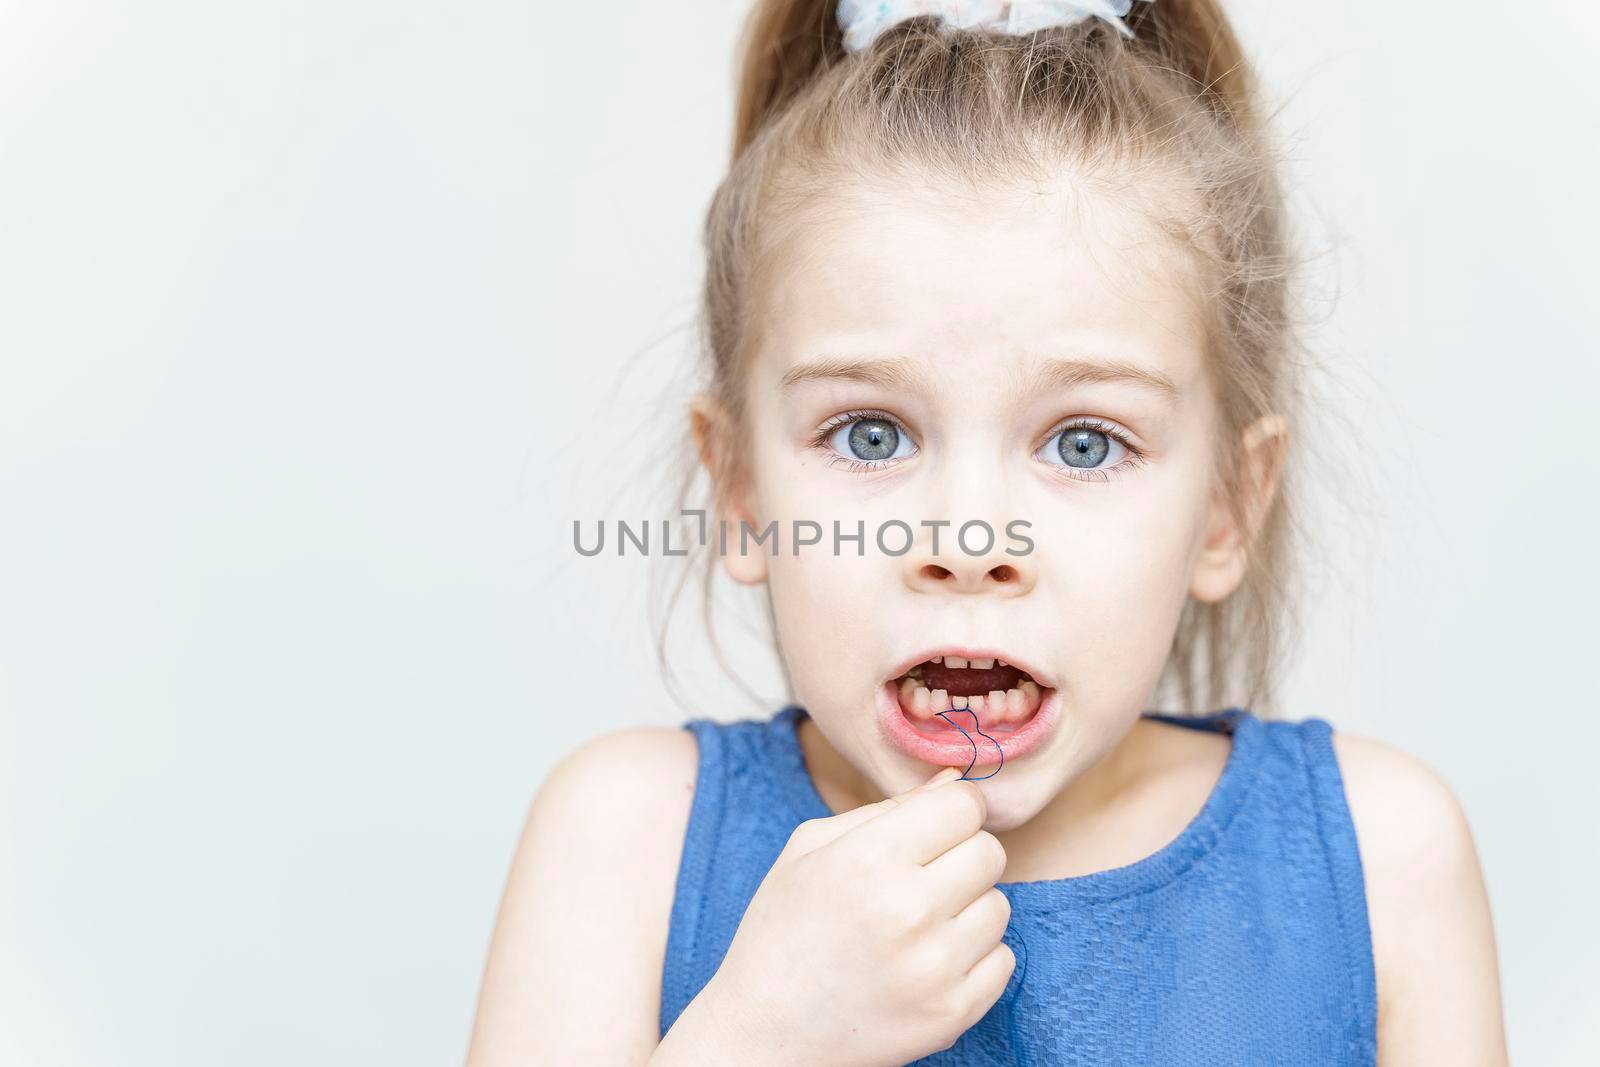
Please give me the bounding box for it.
[1334,732,1509,1066]
[465,725,714,1065]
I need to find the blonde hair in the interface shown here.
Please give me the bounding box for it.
[655,0,1313,717]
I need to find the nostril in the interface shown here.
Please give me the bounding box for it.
[989,564,1018,583]
[919,563,954,581]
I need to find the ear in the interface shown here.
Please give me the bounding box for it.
[689,390,769,586]
[1188,413,1289,604]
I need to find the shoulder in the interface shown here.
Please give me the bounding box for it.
[1326,728,1508,1064]
[1327,729,1480,916]
[540,722,701,818]
[466,724,701,1064]
[525,723,704,918]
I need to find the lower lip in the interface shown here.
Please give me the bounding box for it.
[877,679,1059,767]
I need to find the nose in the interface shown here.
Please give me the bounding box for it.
[902,520,1037,597]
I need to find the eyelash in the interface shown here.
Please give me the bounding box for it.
[1037,416,1149,484]
[810,409,913,473]
[807,410,1149,482]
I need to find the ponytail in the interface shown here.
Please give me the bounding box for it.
[732,0,1261,162]
[1125,1,1259,126]
[732,0,848,160]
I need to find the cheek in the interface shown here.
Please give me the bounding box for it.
[746,435,902,706]
[1031,469,1209,703]
[766,536,889,704]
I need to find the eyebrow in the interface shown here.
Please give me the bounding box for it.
[779,354,1181,404]
[780,355,932,393]
[1027,356,1181,405]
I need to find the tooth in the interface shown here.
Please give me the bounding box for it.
[970,657,994,669]
[967,694,985,713]
[988,690,1007,715]
[945,655,968,668]
[913,686,931,714]
[931,655,943,664]
[997,658,1007,667]
[1020,679,1040,700]
[931,688,949,712]
[899,676,917,700]
[1006,687,1025,718]
[951,695,968,709]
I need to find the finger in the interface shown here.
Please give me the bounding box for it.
[789,765,960,857]
[955,940,1016,1025]
[904,764,964,796]
[920,828,1008,919]
[836,777,988,868]
[939,886,1012,975]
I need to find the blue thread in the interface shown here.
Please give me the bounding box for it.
[1006,921,1032,1066]
[935,704,1033,1061]
[935,706,1004,780]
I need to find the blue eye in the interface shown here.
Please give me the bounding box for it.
[819,412,917,467]
[1037,419,1138,476]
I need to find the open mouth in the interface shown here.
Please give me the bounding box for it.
[878,650,1060,767]
[891,655,1046,736]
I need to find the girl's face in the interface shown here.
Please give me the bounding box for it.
[697,169,1279,831]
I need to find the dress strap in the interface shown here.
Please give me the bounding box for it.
[1297,718,1380,1060]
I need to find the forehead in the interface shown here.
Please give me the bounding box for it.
[750,170,1208,395]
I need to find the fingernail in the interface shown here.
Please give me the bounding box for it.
[920,766,961,789]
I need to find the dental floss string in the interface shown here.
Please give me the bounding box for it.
[933,706,1033,1064]
[935,706,1004,780]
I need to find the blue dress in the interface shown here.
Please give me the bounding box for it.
[660,703,1378,1065]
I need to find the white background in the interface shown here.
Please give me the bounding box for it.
[3,1,1596,1062]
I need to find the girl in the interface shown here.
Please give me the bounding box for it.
[468,1,1506,1063]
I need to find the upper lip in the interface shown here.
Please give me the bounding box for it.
[884,646,1056,690]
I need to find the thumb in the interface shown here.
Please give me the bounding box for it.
[789,765,962,857]
[899,764,963,797]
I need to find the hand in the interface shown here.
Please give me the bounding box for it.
[693,766,1015,1066]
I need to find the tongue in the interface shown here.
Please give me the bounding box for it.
[909,662,1028,696]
